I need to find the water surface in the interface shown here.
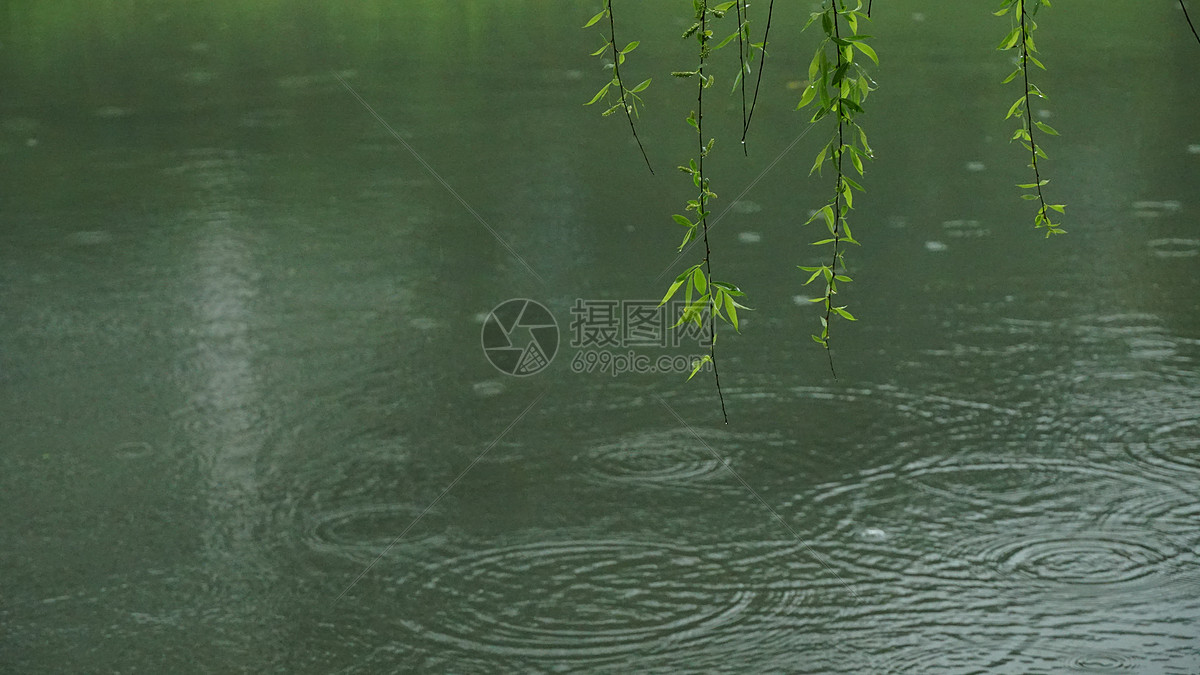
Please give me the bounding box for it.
[2,1,1198,672]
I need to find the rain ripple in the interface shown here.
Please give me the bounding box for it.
[1059,650,1141,672]
[945,527,1188,589]
[869,641,1148,675]
[388,538,832,667]
[1147,237,1200,258]
[576,427,780,493]
[304,502,450,565]
[577,429,726,491]
[1066,380,1200,478]
[796,451,1200,598]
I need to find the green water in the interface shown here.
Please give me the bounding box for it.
[2,2,1199,672]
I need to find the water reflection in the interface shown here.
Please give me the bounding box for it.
[173,149,276,631]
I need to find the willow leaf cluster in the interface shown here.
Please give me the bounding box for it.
[658,0,751,423]
[795,0,876,374]
[577,1,1095,400]
[997,0,1066,236]
[583,1,654,173]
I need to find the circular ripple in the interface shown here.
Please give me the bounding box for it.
[957,530,1180,587]
[1139,414,1200,474]
[869,641,1026,675]
[304,503,448,565]
[1069,385,1200,478]
[811,455,1164,523]
[722,378,1023,475]
[393,538,824,664]
[796,452,1199,592]
[1147,237,1200,258]
[577,429,743,491]
[788,383,1023,461]
[871,642,1144,675]
[902,456,1172,514]
[1062,650,1139,672]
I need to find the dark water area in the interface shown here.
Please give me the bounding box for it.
[2,1,1198,672]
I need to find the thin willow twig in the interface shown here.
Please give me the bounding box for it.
[606,0,654,173]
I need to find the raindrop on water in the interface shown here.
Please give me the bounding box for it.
[472,380,506,397]
[862,527,888,541]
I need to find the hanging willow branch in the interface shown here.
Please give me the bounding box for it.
[583,1,654,173]
[742,0,776,148]
[997,0,1066,236]
[1180,0,1200,45]
[660,0,751,424]
[713,0,755,153]
[796,0,877,377]
[733,0,750,153]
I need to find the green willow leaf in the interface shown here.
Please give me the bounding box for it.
[1006,97,1024,119]
[852,41,879,65]
[998,27,1021,50]
[1034,121,1059,135]
[583,9,607,28]
[660,278,685,306]
[723,293,739,331]
[584,83,611,106]
[797,82,819,109]
[820,205,836,230]
[810,144,828,175]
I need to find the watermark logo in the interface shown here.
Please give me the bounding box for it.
[482,298,716,377]
[568,299,710,349]
[481,299,559,376]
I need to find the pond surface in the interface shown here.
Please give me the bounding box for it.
[2,2,1198,672]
